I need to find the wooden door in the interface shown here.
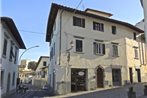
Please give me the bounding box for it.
[97,68,104,88]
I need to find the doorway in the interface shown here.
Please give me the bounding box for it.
[136,69,141,82]
[97,67,104,88]
[129,68,133,84]
[7,73,11,93]
[71,68,87,92]
[112,69,122,86]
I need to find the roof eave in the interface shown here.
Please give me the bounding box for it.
[46,3,144,42]
[1,17,26,49]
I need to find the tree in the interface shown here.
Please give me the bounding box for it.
[28,61,37,71]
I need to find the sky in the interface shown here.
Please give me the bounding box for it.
[1,0,143,61]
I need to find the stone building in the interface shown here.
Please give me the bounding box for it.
[0,17,26,97]
[45,3,147,95]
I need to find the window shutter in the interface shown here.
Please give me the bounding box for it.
[93,42,96,54]
[73,16,76,26]
[102,44,105,54]
[93,22,95,30]
[82,19,85,28]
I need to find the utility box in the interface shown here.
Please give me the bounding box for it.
[128,87,136,98]
[144,85,147,96]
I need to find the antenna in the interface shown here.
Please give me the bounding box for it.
[82,1,85,10]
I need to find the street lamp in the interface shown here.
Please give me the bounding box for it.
[17,45,39,86]
[18,45,39,64]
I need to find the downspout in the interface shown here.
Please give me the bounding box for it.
[141,40,145,65]
[138,40,142,65]
[59,10,64,65]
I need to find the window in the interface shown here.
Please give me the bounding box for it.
[133,32,136,40]
[9,42,14,62]
[12,72,15,86]
[134,47,139,59]
[1,70,4,88]
[112,44,119,57]
[41,71,46,78]
[73,16,85,28]
[93,22,104,32]
[112,69,122,86]
[14,47,18,64]
[3,39,8,57]
[112,26,116,34]
[76,39,83,52]
[43,61,47,66]
[93,42,105,55]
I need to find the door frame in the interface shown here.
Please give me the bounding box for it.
[7,72,11,93]
[96,66,104,88]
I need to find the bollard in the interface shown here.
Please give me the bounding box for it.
[144,85,147,96]
[128,87,136,98]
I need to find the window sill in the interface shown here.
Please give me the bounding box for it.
[94,53,105,56]
[74,52,84,54]
[112,55,119,58]
[93,30,104,32]
[134,58,139,60]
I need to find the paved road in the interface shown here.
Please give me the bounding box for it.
[138,96,147,98]
[4,84,51,98]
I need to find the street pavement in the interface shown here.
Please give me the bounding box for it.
[138,96,147,98]
[4,84,52,98]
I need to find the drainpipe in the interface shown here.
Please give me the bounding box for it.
[59,9,64,65]
[141,0,147,64]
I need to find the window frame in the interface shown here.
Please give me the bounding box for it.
[1,70,4,89]
[134,47,139,59]
[12,72,15,86]
[112,43,119,57]
[9,41,14,62]
[73,16,85,28]
[14,47,18,64]
[112,26,117,35]
[133,32,137,40]
[75,39,83,53]
[2,38,8,58]
[93,22,104,32]
[43,61,47,66]
[93,41,105,55]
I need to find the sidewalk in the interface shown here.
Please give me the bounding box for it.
[46,83,147,98]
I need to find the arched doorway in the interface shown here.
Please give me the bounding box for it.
[7,73,11,93]
[97,67,104,88]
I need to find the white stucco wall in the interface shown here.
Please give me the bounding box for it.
[48,9,147,94]
[1,21,20,96]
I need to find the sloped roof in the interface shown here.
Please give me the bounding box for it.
[1,17,26,49]
[35,56,49,71]
[46,3,144,42]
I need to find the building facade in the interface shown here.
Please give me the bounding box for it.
[46,3,147,95]
[32,56,50,88]
[0,17,26,97]
[19,59,35,83]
